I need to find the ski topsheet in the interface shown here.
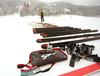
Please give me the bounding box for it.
[40,29,91,36]
[59,63,100,76]
[42,30,98,37]
[33,27,81,34]
[41,36,100,49]
[37,33,100,43]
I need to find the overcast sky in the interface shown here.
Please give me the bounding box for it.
[0,0,100,6]
[38,0,100,6]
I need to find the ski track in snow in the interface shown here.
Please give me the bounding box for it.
[0,14,100,76]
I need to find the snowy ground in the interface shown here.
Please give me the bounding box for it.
[0,14,100,76]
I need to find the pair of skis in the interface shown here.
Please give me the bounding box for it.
[33,26,81,34]
[33,25,100,49]
[37,33,100,43]
[42,30,97,37]
[41,36,100,49]
[33,26,98,37]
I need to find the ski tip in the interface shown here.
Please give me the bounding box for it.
[41,44,48,49]
[40,33,44,36]
[33,28,37,34]
[36,39,42,43]
[43,34,47,37]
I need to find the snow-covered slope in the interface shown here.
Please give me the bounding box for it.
[0,14,100,76]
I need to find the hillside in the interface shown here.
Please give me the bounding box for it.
[0,0,100,17]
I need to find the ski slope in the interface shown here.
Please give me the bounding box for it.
[0,14,100,76]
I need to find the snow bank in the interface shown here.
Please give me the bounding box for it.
[0,14,100,76]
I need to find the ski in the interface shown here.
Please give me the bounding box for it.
[41,36,100,49]
[33,26,72,30]
[59,63,100,76]
[33,27,81,34]
[42,30,98,37]
[40,29,91,35]
[41,23,57,27]
[37,33,100,43]
[41,29,93,36]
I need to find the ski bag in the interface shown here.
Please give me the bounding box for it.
[29,48,67,66]
[17,48,68,75]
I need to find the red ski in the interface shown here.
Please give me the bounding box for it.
[59,63,100,76]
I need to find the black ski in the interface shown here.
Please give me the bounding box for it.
[40,29,92,36]
[41,36,100,49]
[33,26,73,30]
[40,29,90,35]
[37,33,100,43]
[42,30,98,37]
[33,27,81,34]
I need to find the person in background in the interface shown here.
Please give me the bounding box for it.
[40,9,44,22]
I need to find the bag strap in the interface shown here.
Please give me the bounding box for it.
[17,61,30,69]
[40,63,55,72]
[21,63,55,76]
[17,64,32,69]
[17,61,55,71]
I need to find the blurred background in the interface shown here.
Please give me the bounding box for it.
[0,0,100,17]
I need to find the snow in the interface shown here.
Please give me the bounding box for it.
[64,8,71,12]
[0,14,100,76]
